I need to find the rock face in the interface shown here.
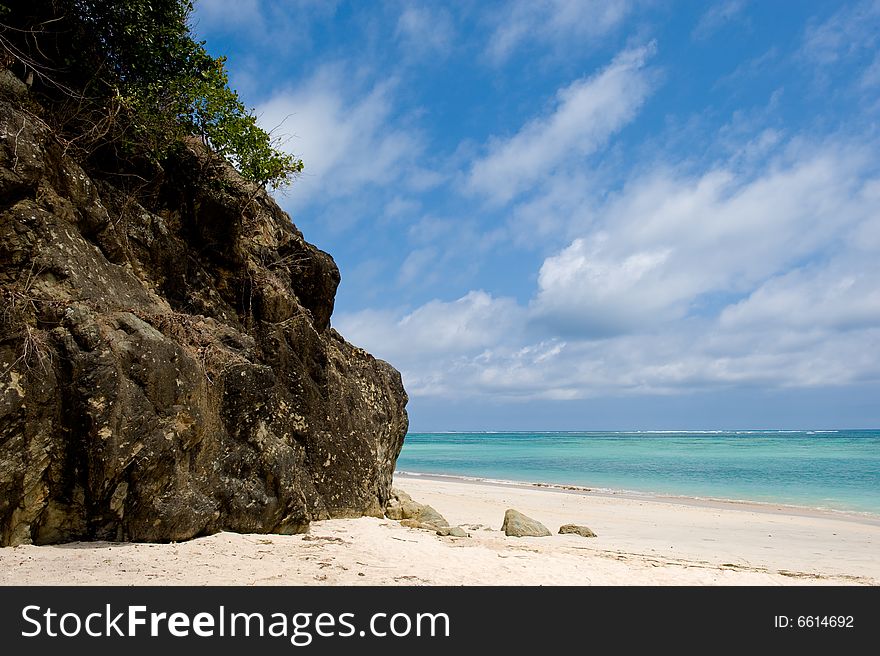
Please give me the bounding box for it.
[0,75,408,545]
[558,524,597,538]
[501,509,551,537]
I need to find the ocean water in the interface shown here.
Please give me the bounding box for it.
[396,430,880,515]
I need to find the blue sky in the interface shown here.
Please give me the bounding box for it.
[192,0,880,430]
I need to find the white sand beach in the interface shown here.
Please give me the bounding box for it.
[1,474,877,586]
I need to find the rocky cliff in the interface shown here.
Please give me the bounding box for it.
[0,70,408,545]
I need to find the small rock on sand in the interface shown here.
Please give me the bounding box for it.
[501,509,551,537]
[436,526,469,538]
[559,524,597,538]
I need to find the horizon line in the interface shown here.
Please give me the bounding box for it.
[404,428,879,434]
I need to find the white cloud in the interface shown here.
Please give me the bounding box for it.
[337,136,880,400]
[192,0,264,33]
[256,67,421,207]
[467,44,656,205]
[395,4,455,58]
[339,298,880,398]
[530,144,875,336]
[383,196,421,220]
[334,292,526,381]
[192,0,339,46]
[485,0,632,64]
[861,52,880,89]
[532,237,673,335]
[720,260,880,331]
[801,0,880,65]
[398,291,525,352]
[397,248,438,286]
[503,171,595,247]
[692,0,748,40]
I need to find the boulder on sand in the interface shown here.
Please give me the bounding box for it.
[385,488,449,528]
[501,509,551,537]
[0,83,409,546]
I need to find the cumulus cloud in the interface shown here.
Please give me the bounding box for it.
[719,260,880,331]
[334,291,528,396]
[530,144,875,336]
[256,67,421,207]
[339,298,880,399]
[467,44,657,205]
[203,1,880,408]
[531,237,673,336]
[485,0,632,64]
[337,136,880,400]
[336,291,524,358]
[341,314,880,401]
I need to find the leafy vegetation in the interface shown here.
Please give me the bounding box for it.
[0,0,301,189]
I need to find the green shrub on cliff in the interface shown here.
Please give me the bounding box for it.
[0,0,301,189]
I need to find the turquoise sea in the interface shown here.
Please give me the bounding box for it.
[396,430,880,515]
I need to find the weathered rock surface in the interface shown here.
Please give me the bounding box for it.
[385,488,448,527]
[501,509,551,537]
[0,75,408,545]
[435,526,469,538]
[558,524,597,538]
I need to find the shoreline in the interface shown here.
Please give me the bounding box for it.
[2,474,878,585]
[395,471,880,525]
